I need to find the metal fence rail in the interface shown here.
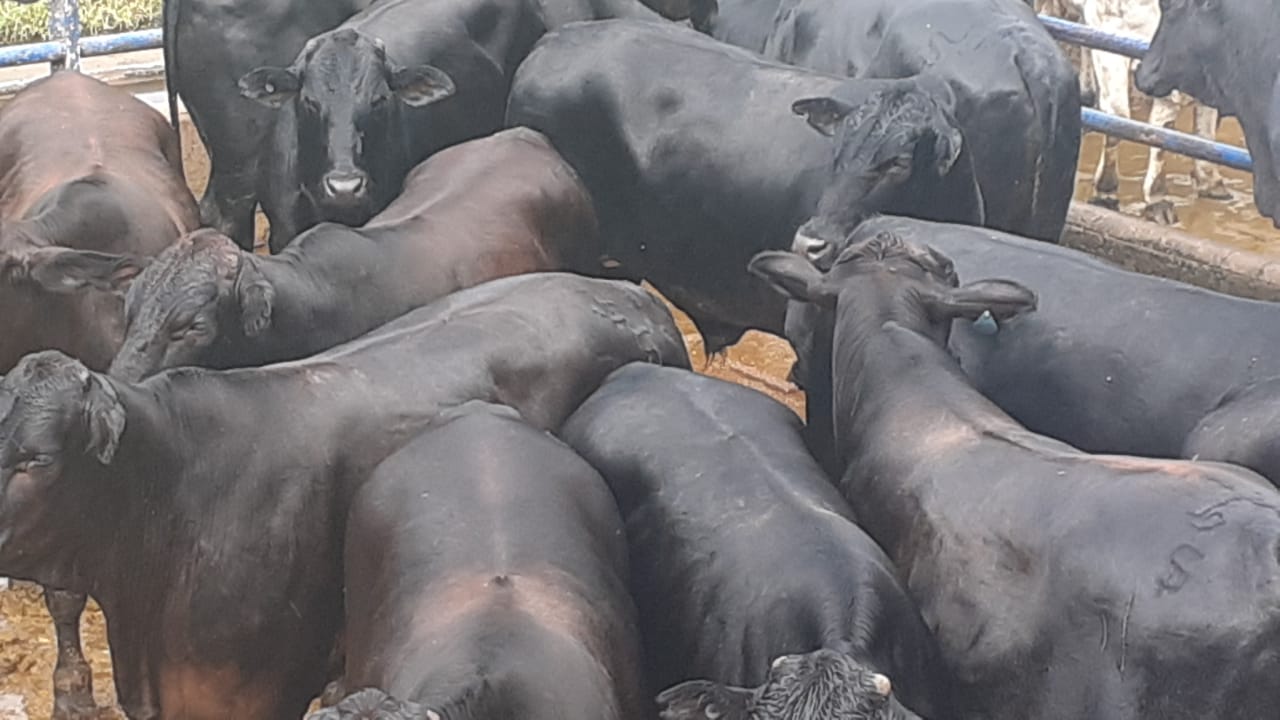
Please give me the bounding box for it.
[0,2,1257,174]
[1038,13,1254,172]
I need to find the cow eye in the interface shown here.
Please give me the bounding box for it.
[15,455,52,472]
[170,321,208,342]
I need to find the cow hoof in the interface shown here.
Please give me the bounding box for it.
[1088,195,1120,211]
[1080,87,1097,109]
[320,680,346,708]
[1142,200,1178,225]
[1198,182,1232,201]
[50,695,99,720]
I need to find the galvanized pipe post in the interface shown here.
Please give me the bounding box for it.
[47,0,81,72]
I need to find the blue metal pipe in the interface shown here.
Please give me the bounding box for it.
[48,0,81,71]
[1038,14,1149,60]
[0,28,159,68]
[1082,108,1254,172]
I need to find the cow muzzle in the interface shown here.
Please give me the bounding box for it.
[322,171,370,203]
[1134,55,1174,98]
[792,231,835,268]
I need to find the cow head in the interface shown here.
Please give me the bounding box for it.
[1137,0,1280,123]
[0,352,125,575]
[239,28,456,225]
[790,77,965,260]
[307,688,439,720]
[657,650,919,720]
[1135,0,1246,109]
[108,230,273,382]
[750,233,1036,379]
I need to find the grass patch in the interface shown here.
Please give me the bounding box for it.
[0,0,162,46]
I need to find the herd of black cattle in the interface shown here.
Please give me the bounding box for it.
[2,0,1280,718]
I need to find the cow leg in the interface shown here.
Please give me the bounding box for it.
[103,610,160,720]
[199,160,259,252]
[1078,46,1098,109]
[318,629,347,707]
[1191,104,1232,199]
[45,588,96,720]
[1088,52,1129,210]
[1141,96,1180,225]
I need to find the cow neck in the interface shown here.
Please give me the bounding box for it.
[826,296,1025,548]
[63,378,182,599]
[240,230,395,364]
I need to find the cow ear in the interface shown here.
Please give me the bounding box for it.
[238,67,300,108]
[923,278,1037,323]
[83,374,125,465]
[792,96,856,137]
[24,248,149,294]
[234,256,275,337]
[389,65,455,107]
[657,680,752,720]
[932,126,963,175]
[748,251,836,307]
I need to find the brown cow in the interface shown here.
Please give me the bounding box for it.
[0,70,199,720]
[0,70,198,371]
[107,126,598,381]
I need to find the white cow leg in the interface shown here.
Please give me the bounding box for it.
[1192,104,1232,199]
[1141,96,1180,224]
[1089,51,1130,208]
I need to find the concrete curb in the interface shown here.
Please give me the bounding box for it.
[1061,201,1280,300]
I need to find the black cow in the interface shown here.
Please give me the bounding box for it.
[791,216,1280,486]
[1184,376,1280,482]
[0,70,200,720]
[708,0,1081,241]
[238,0,682,252]
[0,273,688,720]
[752,233,1280,720]
[163,0,374,249]
[315,402,649,719]
[560,363,945,720]
[107,128,598,381]
[506,19,982,351]
[1136,0,1280,227]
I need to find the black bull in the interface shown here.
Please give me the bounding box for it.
[506,19,983,352]
[0,273,688,720]
[323,402,649,719]
[792,215,1280,488]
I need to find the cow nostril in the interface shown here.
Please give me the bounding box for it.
[323,172,368,197]
[792,232,830,263]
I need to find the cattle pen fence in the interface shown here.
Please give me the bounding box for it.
[0,2,1256,172]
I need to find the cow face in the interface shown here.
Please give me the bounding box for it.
[1134,0,1241,109]
[750,233,1036,364]
[790,80,964,256]
[239,28,456,226]
[108,230,273,382]
[0,352,124,574]
[657,650,919,720]
[307,688,439,720]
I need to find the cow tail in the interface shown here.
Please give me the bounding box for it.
[1013,39,1081,242]
[163,0,181,135]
